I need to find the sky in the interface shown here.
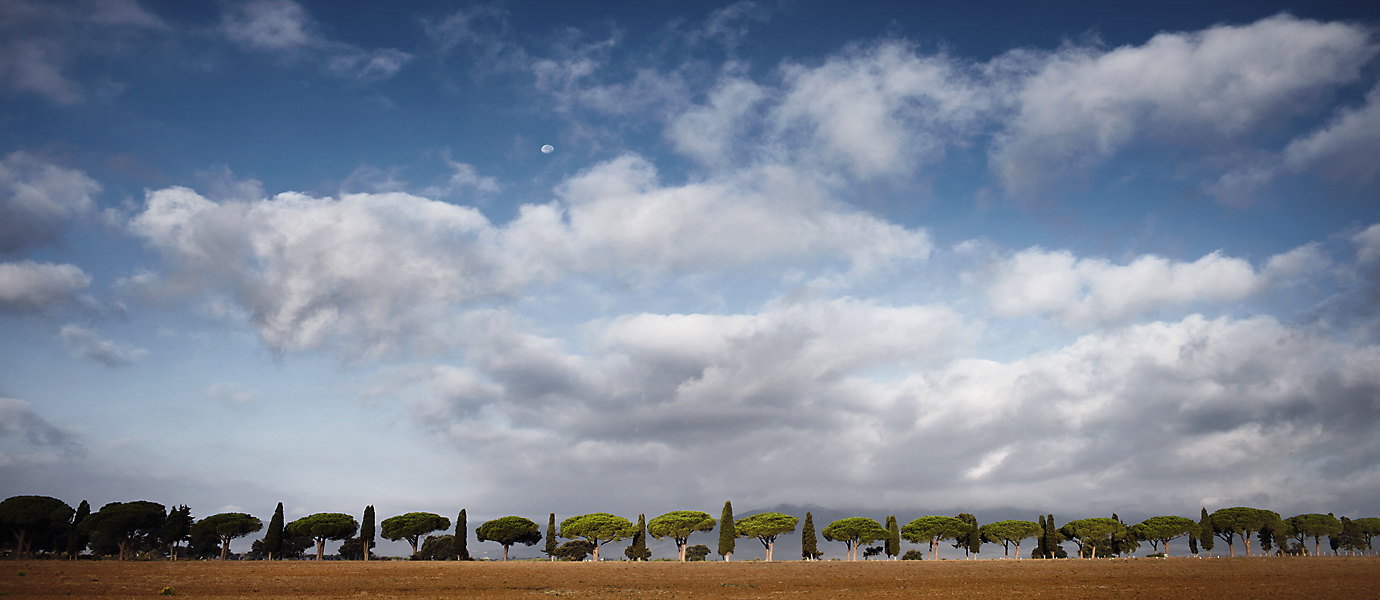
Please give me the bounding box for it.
[2,0,1380,559]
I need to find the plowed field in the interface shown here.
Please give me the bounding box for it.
[3,557,1377,599]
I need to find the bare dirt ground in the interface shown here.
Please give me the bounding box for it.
[2,557,1377,599]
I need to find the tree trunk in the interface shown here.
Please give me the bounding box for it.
[1243,534,1251,557]
[677,542,686,561]
[503,545,509,561]
[767,540,774,561]
[1314,537,1321,558]
[316,539,325,561]
[221,537,230,560]
[592,542,600,562]
[1014,540,1021,560]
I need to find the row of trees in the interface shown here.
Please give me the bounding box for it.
[3,495,1377,562]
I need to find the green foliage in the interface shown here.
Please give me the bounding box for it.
[1131,516,1197,556]
[1285,513,1342,556]
[250,530,310,560]
[901,549,924,560]
[1039,514,1066,559]
[160,506,193,559]
[952,513,981,558]
[545,513,558,560]
[286,513,358,561]
[734,512,798,561]
[1353,517,1380,556]
[822,517,887,561]
[0,495,75,557]
[901,516,969,560]
[685,544,710,561]
[1336,517,1367,555]
[1198,509,1214,555]
[553,540,594,561]
[1059,518,1125,559]
[417,534,455,560]
[1210,507,1280,557]
[979,520,1041,559]
[624,514,651,561]
[337,536,374,560]
[382,512,451,556]
[717,501,735,560]
[190,512,262,560]
[648,511,715,561]
[885,515,900,559]
[476,516,543,561]
[65,500,90,558]
[360,506,375,560]
[81,501,166,560]
[800,512,821,560]
[560,513,634,562]
[261,503,285,560]
[455,509,470,560]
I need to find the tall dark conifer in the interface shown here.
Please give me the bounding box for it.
[545,513,558,560]
[718,501,735,561]
[455,509,470,560]
[262,502,284,560]
[361,505,375,561]
[801,512,819,560]
[885,515,899,559]
[1036,515,1048,558]
[625,514,651,561]
[66,500,90,559]
[1199,508,1214,557]
[1044,515,1059,558]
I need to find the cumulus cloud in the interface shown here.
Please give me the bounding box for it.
[394,310,1380,517]
[770,42,989,179]
[0,261,91,314]
[421,153,503,199]
[59,325,147,366]
[0,397,86,457]
[0,151,101,254]
[220,0,411,81]
[126,156,930,357]
[983,247,1276,327]
[991,14,1377,199]
[0,0,165,104]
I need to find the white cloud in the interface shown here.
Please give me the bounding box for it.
[220,0,412,81]
[220,0,314,51]
[421,154,502,199]
[59,325,148,366]
[0,151,101,254]
[990,14,1377,198]
[393,309,1380,518]
[127,156,931,357]
[0,261,91,314]
[984,247,1270,327]
[771,41,988,178]
[666,75,766,167]
[1283,82,1380,187]
[1355,223,1380,264]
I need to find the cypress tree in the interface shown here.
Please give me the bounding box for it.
[545,513,558,560]
[625,514,651,561]
[455,509,470,560]
[801,512,819,560]
[66,500,90,559]
[361,505,375,561]
[885,515,899,560]
[262,502,285,560]
[718,501,735,561]
[1199,508,1214,557]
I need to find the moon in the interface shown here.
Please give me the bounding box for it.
[540,144,554,154]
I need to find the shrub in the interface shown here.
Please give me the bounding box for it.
[901,550,924,560]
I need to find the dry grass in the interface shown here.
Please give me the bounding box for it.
[2,557,1377,599]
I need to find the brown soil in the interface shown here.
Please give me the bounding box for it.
[2,557,1377,599]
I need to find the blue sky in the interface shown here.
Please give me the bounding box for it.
[3,0,1380,558]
